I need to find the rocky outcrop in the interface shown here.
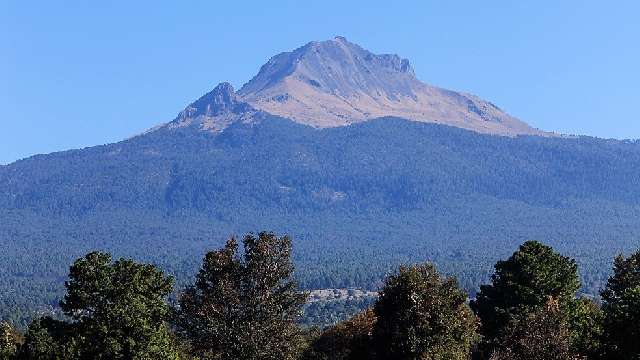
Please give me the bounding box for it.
[165,82,264,133]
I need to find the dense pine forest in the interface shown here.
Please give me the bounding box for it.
[2,118,640,328]
[1,232,640,359]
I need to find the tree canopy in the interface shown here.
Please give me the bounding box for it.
[17,252,180,359]
[372,263,478,360]
[175,232,307,360]
[2,237,640,360]
[471,240,580,347]
[303,309,376,360]
[0,322,19,360]
[490,298,576,360]
[601,251,640,359]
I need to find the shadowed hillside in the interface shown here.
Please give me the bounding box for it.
[2,117,640,325]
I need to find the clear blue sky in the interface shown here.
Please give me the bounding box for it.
[2,1,639,165]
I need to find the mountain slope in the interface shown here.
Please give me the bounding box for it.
[1,117,640,326]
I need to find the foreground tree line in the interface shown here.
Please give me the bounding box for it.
[1,233,639,359]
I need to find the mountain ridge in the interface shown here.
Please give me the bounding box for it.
[154,37,552,137]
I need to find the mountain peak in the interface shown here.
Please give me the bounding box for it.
[187,82,238,116]
[238,36,417,102]
[211,81,235,97]
[165,82,260,133]
[236,37,550,136]
[157,38,552,137]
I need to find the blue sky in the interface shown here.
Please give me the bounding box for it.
[1,1,639,164]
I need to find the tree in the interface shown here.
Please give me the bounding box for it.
[174,232,307,360]
[372,263,478,360]
[59,251,179,359]
[490,298,578,360]
[567,297,603,359]
[18,317,71,359]
[601,251,640,359]
[0,322,20,360]
[471,241,580,351]
[303,309,376,360]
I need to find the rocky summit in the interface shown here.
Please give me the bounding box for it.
[165,82,266,133]
[161,36,552,137]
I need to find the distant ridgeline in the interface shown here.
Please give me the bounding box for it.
[2,37,640,325]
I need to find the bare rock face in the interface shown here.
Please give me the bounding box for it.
[163,37,552,137]
[238,36,419,107]
[237,36,551,136]
[166,82,263,133]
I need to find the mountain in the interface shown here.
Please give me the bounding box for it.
[237,36,549,136]
[156,36,549,136]
[1,38,639,326]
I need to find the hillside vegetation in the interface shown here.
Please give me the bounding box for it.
[2,234,640,359]
[2,118,640,325]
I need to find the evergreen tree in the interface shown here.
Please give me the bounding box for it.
[18,317,70,359]
[601,251,640,359]
[471,241,580,353]
[567,297,603,359]
[59,251,179,359]
[0,322,19,360]
[174,232,307,360]
[303,309,376,360]
[372,263,478,360]
[489,298,578,360]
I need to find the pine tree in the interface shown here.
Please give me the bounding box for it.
[59,251,179,359]
[18,317,69,359]
[303,309,376,360]
[372,263,478,360]
[0,322,19,360]
[601,251,640,359]
[175,232,307,360]
[471,241,580,355]
[567,297,603,359]
[489,298,579,360]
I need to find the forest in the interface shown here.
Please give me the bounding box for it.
[1,232,640,360]
[2,118,640,327]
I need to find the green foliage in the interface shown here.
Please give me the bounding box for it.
[2,118,640,325]
[567,297,604,359]
[303,309,376,360]
[4,238,640,360]
[174,232,307,360]
[490,299,577,360]
[0,322,19,359]
[372,263,478,360]
[18,317,70,359]
[58,252,179,359]
[471,240,580,346]
[601,251,640,359]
